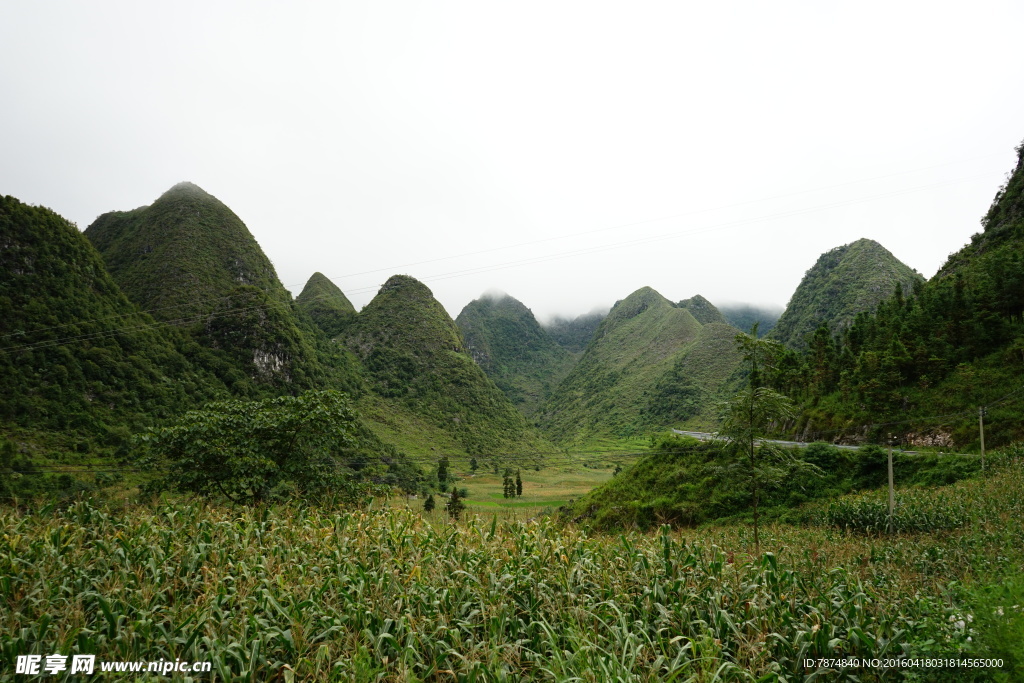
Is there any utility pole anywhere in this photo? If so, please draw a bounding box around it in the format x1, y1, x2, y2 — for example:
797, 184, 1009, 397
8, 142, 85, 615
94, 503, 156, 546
887, 433, 894, 534
979, 407, 986, 473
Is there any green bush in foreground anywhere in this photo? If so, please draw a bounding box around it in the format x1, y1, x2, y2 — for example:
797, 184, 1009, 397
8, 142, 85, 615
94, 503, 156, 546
135, 389, 384, 504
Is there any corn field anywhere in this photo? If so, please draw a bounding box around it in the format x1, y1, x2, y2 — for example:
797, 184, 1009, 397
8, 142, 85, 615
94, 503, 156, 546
1, 463, 1022, 681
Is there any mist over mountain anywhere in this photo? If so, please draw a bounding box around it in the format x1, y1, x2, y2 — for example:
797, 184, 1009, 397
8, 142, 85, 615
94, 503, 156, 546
542, 310, 607, 354
455, 293, 576, 417
716, 303, 783, 337
677, 294, 729, 326
768, 238, 922, 350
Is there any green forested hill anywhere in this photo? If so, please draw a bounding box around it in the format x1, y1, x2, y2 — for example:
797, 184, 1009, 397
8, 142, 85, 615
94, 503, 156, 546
769, 238, 922, 350
778, 142, 1024, 448
85, 183, 345, 393
340, 275, 548, 455
455, 293, 576, 417
295, 272, 356, 337
537, 287, 743, 445
0, 195, 230, 433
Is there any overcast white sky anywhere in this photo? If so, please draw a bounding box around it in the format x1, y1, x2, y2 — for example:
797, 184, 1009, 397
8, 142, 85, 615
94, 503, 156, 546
3, 1, 1023, 322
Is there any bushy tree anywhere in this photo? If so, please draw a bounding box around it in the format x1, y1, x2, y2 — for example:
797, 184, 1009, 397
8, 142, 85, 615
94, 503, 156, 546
515, 469, 522, 497
423, 494, 436, 513
446, 487, 465, 521
137, 390, 382, 504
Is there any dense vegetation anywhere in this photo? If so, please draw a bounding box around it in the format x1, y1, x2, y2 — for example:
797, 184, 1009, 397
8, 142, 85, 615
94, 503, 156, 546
775, 144, 1024, 448
136, 389, 423, 503
537, 287, 742, 444
768, 238, 922, 351
455, 293, 576, 417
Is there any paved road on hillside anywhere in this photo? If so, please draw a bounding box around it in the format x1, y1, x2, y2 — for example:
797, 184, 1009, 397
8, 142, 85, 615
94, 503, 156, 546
671, 430, 914, 454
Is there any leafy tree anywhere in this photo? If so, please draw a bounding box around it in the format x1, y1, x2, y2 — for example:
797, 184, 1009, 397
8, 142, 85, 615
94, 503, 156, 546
137, 389, 381, 504
469, 457, 478, 472
515, 469, 523, 497
436, 456, 450, 486
423, 494, 435, 513
445, 487, 465, 521
718, 326, 818, 553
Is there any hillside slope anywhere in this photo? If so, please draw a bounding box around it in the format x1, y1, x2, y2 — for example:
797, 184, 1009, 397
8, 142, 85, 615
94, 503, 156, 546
85, 182, 291, 320
455, 293, 576, 417
537, 288, 742, 444
769, 238, 922, 350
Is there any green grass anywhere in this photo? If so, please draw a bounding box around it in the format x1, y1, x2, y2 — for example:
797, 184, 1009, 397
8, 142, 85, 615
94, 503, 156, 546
392, 457, 630, 522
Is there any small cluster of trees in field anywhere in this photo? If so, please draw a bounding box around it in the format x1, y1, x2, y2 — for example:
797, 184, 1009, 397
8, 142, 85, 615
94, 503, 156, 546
503, 469, 522, 498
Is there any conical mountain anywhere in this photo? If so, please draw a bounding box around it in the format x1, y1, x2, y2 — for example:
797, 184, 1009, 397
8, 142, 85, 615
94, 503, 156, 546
677, 295, 729, 325
537, 287, 743, 445
295, 272, 356, 337
340, 275, 543, 455
769, 238, 922, 350
85, 183, 334, 390
455, 293, 576, 417
85, 182, 290, 320
0, 195, 228, 434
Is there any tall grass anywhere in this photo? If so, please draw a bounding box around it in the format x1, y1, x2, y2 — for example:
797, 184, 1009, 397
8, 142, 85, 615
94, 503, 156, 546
1, 462, 1022, 681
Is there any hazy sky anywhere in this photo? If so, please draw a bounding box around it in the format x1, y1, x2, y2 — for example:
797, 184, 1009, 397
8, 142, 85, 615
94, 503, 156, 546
3, 1, 1023, 322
